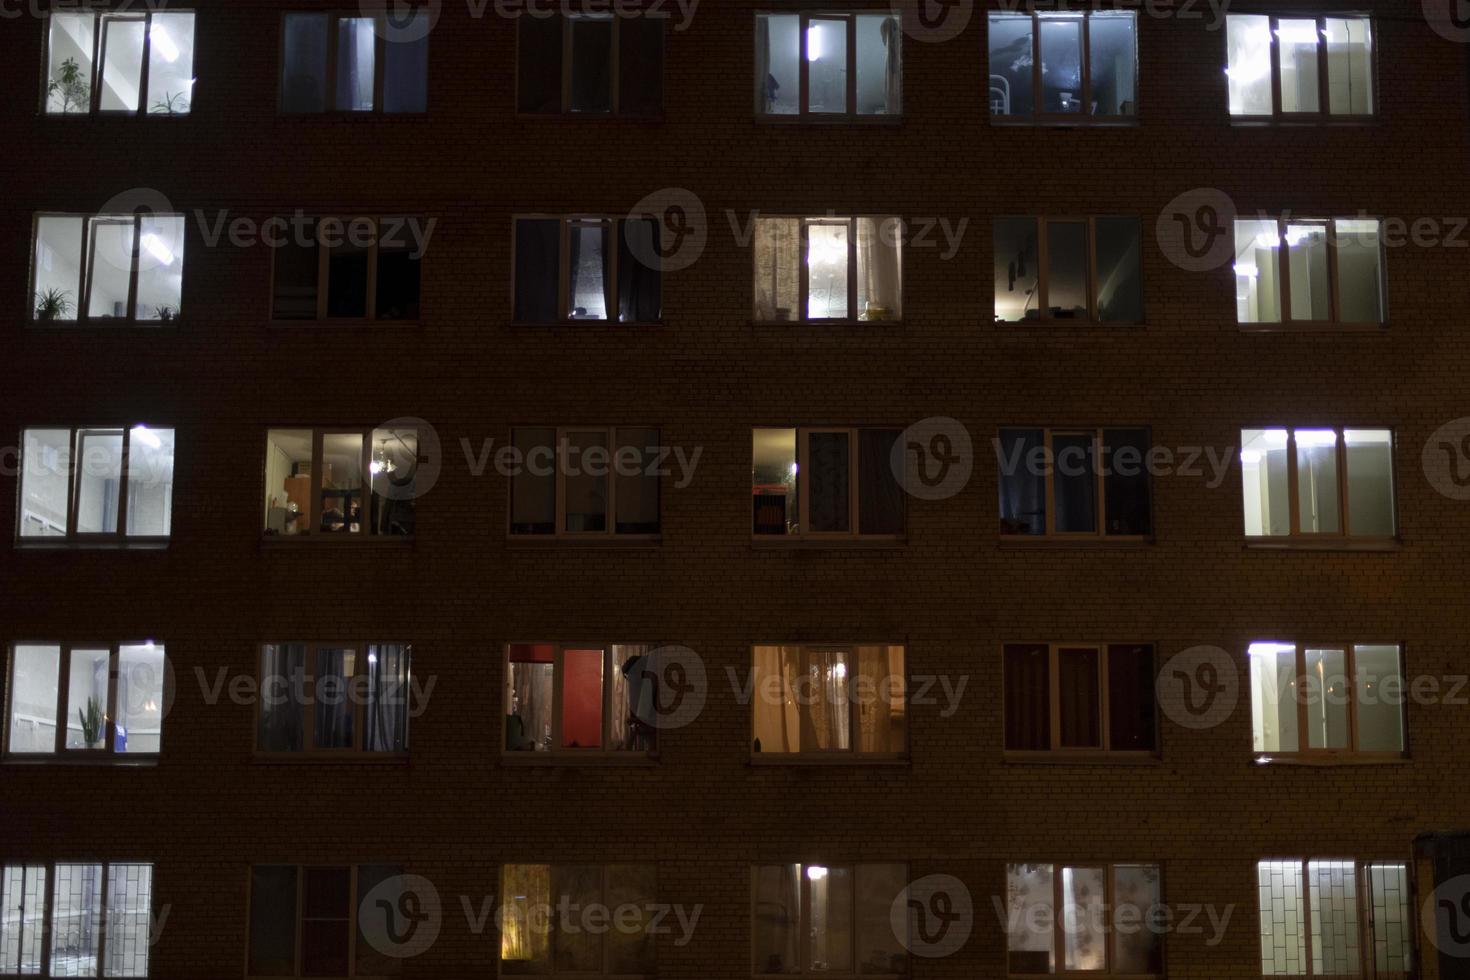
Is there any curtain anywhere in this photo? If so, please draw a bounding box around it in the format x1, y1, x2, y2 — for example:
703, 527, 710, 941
314, 648, 355, 748
754, 218, 800, 321
259, 644, 304, 752
364, 644, 410, 752
882, 16, 902, 113
753, 866, 800, 974
998, 429, 1045, 534
613, 645, 655, 751
1106, 644, 1155, 751
857, 218, 901, 319
858, 429, 904, 535
618, 219, 662, 323
1003, 644, 1050, 750
751, 646, 799, 752
802, 649, 850, 751
514, 220, 560, 322
335, 19, 375, 111
857, 645, 905, 753
755, 16, 772, 113
1056, 647, 1101, 747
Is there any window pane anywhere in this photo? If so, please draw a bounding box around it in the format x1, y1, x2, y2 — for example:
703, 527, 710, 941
1006, 864, 1054, 973
1038, 16, 1083, 113
1241, 429, 1290, 536
805, 649, 851, 751
383, 25, 429, 112
1235, 219, 1282, 323
321, 433, 364, 533
354, 865, 405, 977
619, 18, 663, 116
146, 12, 195, 114
754, 865, 801, 974
75, 429, 123, 535
134, 215, 184, 321
104, 863, 152, 977
568, 221, 610, 320
314, 648, 357, 749
807, 18, 849, 113
1089, 13, 1136, 115
249, 867, 298, 976
856, 217, 902, 321
1326, 18, 1373, 115
50, 864, 102, 977
325, 228, 370, 318
856, 645, 904, 753
1345, 429, 1394, 536
1334, 220, 1383, 323
510, 428, 556, 535
1102, 428, 1150, 535
855, 15, 900, 116
1004, 644, 1050, 750
754, 217, 800, 321
501, 865, 551, 974
1045, 220, 1088, 318
610, 646, 657, 752
808, 865, 853, 973
0, 865, 46, 974
33, 216, 84, 322
1094, 218, 1142, 322
514, 219, 560, 323
87, 219, 135, 320
988, 15, 1034, 117
264, 430, 314, 535
1057, 647, 1101, 748
808, 432, 851, 533
614, 427, 660, 534
561, 648, 604, 749
8, 645, 60, 753
115, 644, 164, 754
857, 429, 903, 536
564, 431, 608, 532
335, 17, 376, 111
376, 230, 422, 320
994, 218, 1039, 321
126, 425, 173, 537
758, 14, 800, 115
618, 217, 662, 323
1226, 14, 1272, 115
301, 867, 351, 977
606, 866, 657, 974
1286, 224, 1331, 321
1249, 642, 1300, 754
1279, 19, 1321, 113
553, 866, 601, 971
46, 13, 96, 114
1107, 644, 1155, 751
752, 646, 799, 753
272, 227, 320, 320
998, 428, 1045, 535
855, 865, 906, 975
1062, 867, 1106, 971
1355, 645, 1404, 753
1367, 864, 1413, 975
1052, 433, 1096, 533
1308, 861, 1360, 975
1296, 429, 1341, 534
369, 428, 416, 536
281, 14, 329, 112
1304, 647, 1350, 749
517, 14, 562, 113
569, 15, 613, 112
1112, 866, 1162, 974
1258, 860, 1307, 975
19, 429, 71, 537
807, 221, 850, 320
364, 644, 410, 752
98, 17, 146, 113
753, 428, 798, 535
506, 644, 554, 752
259, 643, 305, 752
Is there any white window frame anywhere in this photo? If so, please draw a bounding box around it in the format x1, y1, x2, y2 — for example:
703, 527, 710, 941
496, 863, 659, 977
1005, 862, 1164, 976
988, 10, 1139, 123
1240, 425, 1398, 542
502, 642, 660, 756
277, 11, 428, 114
998, 426, 1153, 541
3, 641, 165, 760
42, 10, 195, 116
252, 642, 412, 757
1225, 14, 1377, 121
30, 213, 186, 326
1001, 642, 1157, 756
16, 425, 175, 545
752, 216, 905, 324
268, 216, 421, 322
1248, 641, 1406, 760
1, 861, 156, 978
994, 216, 1143, 324
748, 643, 907, 759
506, 426, 662, 539
262, 426, 418, 541
751, 426, 906, 540
1254, 858, 1414, 979
1234, 218, 1386, 327
753, 11, 902, 121
749, 862, 909, 979
246, 864, 397, 979
510, 215, 662, 324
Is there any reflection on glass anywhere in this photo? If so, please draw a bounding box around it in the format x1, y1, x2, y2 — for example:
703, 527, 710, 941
115, 644, 164, 753
1226, 14, 1272, 115
1278, 18, 1321, 113
807, 865, 853, 973
1235, 219, 1282, 323
20, 429, 71, 537
146, 12, 195, 114
1304, 647, 1350, 748
99, 17, 146, 112
1250, 642, 1299, 753
75, 429, 123, 534
1295, 428, 1340, 533
46, 14, 96, 113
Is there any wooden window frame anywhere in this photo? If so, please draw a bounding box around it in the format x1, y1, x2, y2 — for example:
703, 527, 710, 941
1, 861, 156, 978
3, 641, 165, 761
750, 862, 909, 979
29, 213, 186, 326
1235, 218, 1386, 328
752, 216, 905, 325
277, 11, 428, 115
510, 215, 663, 325
1002, 642, 1158, 757
41, 10, 195, 117
262, 426, 417, 541
1005, 862, 1164, 977
753, 11, 902, 121
1241, 425, 1398, 542
502, 642, 660, 757
1254, 858, 1414, 979
750, 426, 906, 540
1226, 14, 1377, 123
16, 425, 174, 545
994, 216, 1142, 325
1248, 641, 1406, 760
988, 10, 1139, 124
998, 426, 1153, 541
748, 643, 908, 760
252, 641, 412, 758
506, 426, 662, 540
245, 864, 400, 979
495, 863, 659, 978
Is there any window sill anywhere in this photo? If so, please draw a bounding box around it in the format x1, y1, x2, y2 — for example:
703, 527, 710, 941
1243, 538, 1400, 552
1003, 751, 1160, 766
751, 537, 906, 551
509, 320, 665, 328
268, 319, 421, 329
748, 754, 909, 767
3, 755, 159, 767
755, 115, 903, 126
996, 319, 1143, 329
15, 538, 170, 551
1252, 754, 1408, 767
252, 752, 410, 765
260, 536, 415, 549
1237, 321, 1387, 333
998, 536, 1152, 549
274, 111, 430, 121
1229, 116, 1377, 127
501, 753, 659, 767
515, 111, 665, 122
506, 535, 662, 549
751, 319, 903, 328
990, 117, 1139, 128
27, 320, 181, 331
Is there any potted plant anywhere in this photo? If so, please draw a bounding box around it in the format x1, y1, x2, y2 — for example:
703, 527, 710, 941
150, 92, 190, 115
34, 288, 74, 322
78, 697, 105, 750
46, 57, 90, 113
153, 305, 178, 322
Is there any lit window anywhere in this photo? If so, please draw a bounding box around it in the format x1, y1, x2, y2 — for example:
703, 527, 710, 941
994, 217, 1142, 323
1248, 642, 1405, 758
1, 862, 154, 978
756, 12, 901, 119
752, 863, 908, 975
753, 216, 903, 322
514, 217, 662, 323
1227, 15, 1374, 119
750, 645, 906, 757
1239, 427, 1396, 540
1003, 644, 1156, 753
255, 643, 412, 754
517, 12, 663, 116
1256, 859, 1412, 976
1006, 863, 1162, 975
752, 427, 904, 538
504, 643, 658, 754
17, 426, 175, 542
280, 12, 429, 113
988, 12, 1137, 120
271, 217, 424, 321
499, 864, 657, 975
248, 865, 404, 977
997, 427, 1152, 538
31, 214, 185, 324
4, 643, 165, 758
509, 427, 661, 537
1234, 218, 1384, 325
263, 427, 418, 538
44, 11, 195, 115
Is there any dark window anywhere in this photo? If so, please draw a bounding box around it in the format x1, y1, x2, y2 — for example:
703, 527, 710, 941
994, 217, 1144, 323
518, 13, 663, 115
271, 219, 423, 322
280, 12, 429, 114
248, 866, 299, 977
510, 427, 660, 537
513, 217, 661, 323
1004, 642, 1157, 753
273, 238, 320, 320
998, 427, 1151, 538
997, 428, 1045, 535
1003, 643, 1050, 751
1107, 643, 1156, 752
858, 428, 904, 535
1057, 646, 1101, 747
807, 432, 851, 533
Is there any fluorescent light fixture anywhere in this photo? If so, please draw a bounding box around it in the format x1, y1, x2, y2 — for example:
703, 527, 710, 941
807, 24, 822, 61
1233, 262, 1259, 278
806, 866, 827, 881
1248, 641, 1295, 657
1240, 449, 1262, 465
1254, 232, 1282, 249
131, 426, 162, 450
140, 233, 175, 266
1344, 429, 1391, 447
1294, 429, 1338, 447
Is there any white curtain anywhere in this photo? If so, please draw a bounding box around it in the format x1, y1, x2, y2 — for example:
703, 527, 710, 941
857, 218, 902, 319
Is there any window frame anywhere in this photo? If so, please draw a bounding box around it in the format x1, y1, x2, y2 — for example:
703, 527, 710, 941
1254, 857, 1414, 979
997, 426, 1153, 541
1005, 861, 1165, 977
267, 215, 423, 323
261, 426, 418, 542
277, 11, 428, 115
496, 863, 660, 978
748, 643, 908, 761
1234, 217, 1386, 328
510, 215, 663, 325
994, 216, 1144, 325
1247, 640, 1407, 761
1225, 14, 1377, 123
515, 10, 665, 117
750, 426, 906, 541
252, 641, 412, 759
988, 10, 1139, 125
749, 862, 909, 979
506, 426, 662, 540
1239, 425, 1398, 543
3, 641, 165, 762
501, 642, 660, 758
16, 424, 175, 546
29, 213, 187, 327
752, 215, 905, 325
41, 9, 195, 117
1001, 642, 1158, 758
245, 863, 398, 979
2, 861, 156, 978
753, 11, 902, 122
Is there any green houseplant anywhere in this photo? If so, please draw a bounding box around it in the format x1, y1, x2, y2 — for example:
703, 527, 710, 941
150, 91, 190, 115
34, 288, 74, 322
47, 57, 90, 113
78, 697, 104, 749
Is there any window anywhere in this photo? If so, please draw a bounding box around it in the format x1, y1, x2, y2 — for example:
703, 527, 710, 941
248, 865, 405, 977
988, 12, 1137, 120
271, 217, 423, 321
1234, 219, 1385, 325
1, 863, 154, 978
504, 644, 658, 754
43, 10, 195, 115
750, 645, 906, 757
4, 642, 166, 758
499, 864, 657, 975
752, 863, 908, 976
1248, 642, 1405, 758
508, 427, 661, 538
1226, 15, 1374, 119
997, 427, 1152, 539
1256, 860, 1413, 977
993, 217, 1142, 323
753, 217, 903, 322
517, 12, 663, 116
280, 12, 429, 113
255, 643, 411, 755
18, 426, 175, 542
1240, 427, 1396, 541
31, 214, 186, 324
263, 427, 418, 538
752, 428, 904, 539
1006, 863, 1162, 975
513, 217, 662, 323
755, 13, 901, 119
1003, 643, 1156, 754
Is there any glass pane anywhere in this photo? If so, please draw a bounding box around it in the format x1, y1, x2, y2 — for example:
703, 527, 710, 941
568, 221, 610, 320
376, 232, 421, 320
510, 428, 555, 535
133, 215, 184, 321
754, 865, 801, 974
33, 216, 84, 322
1052, 433, 1096, 533
1355, 645, 1404, 753
618, 18, 663, 116
258, 644, 305, 752
1326, 18, 1372, 115
1062, 867, 1106, 971
805, 649, 851, 751
281, 13, 329, 112
856, 217, 902, 321
50, 864, 102, 977
856, 645, 905, 753
994, 218, 1039, 321
46, 13, 96, 114
855, 865, 906, 975
807, 18, 849, 113
998, 428, 1045, 535
335, 17, 376, 111
988, 15, 1033, 117
517, 14, 562, 113
369, 428, 416, 537
753, 429, 798, 535
1258, 861, 1307, 975
1367, 864, 1413, 975
1107, 644, 1156, 751
514, 218, 560, 323
301, 867, 351, 977
1249, 642, 1300, 754
569, 15, 613, 112
1345, 429, 1395, 536
1057, 647, 1101, 747
855, 15, 899, 115
126, 425, 174, 536
808, 865, 853, 973
1038, 16, 1084, 113
249, 867, 298, 976
564, 431, 609, 532
1286, 224, 1331, 321
264, 429, 314, 535
1308, 861, 1360, 975
1226, 14, 1273, 115
1296, 428, 1341, 534
1004, 644, 1050, 750
614, 427, 660, 534
501, 865, 551, 974
1006, 864, 1054, 973
807, 221, 850, 320
606, 866, 657, 974
99, 17, 146, 112
609, 645, 656, 752
314, 648, 357, 749
383, 23, 429, 112
325, 226, 369, 318
8, 646, 60, 754
1089, 12, 1136, 115
104, 863, 152, 977
1304, 647, 1350, 749
0, 866, 46, 974
272, 226, 319, 320
1334, 220, 1383, 323
751, 646, 800, 753
146, 12, 194, 114
1235, 219, 1282, 323
808, 432, 851, 533
561, 648, 604, 749
617, 217, 661, 323
1113, 866, 1163, 974
1279, 19, 1322, 113
1241, 429, 1291, 536
364, 644, 410, 752
19, 429, 71, 537
857, 429, 903, 536
87, 219, 136, 320
758, 14, 800, 115
320, 433, 364, 534
1045, 220, 1088, 318
1095, 218, 1142, 321
754, 218, 800, 321
114, 644, 164, 754
553, 866, 601, 971
506, 645, 554, 752
1102, 428, 1150, 535
354, 865, 405, 977
75, 429, 123, 535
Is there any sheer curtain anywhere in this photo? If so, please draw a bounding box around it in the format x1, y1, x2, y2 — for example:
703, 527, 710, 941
856, 645, 904, 752
857, 218, 902, 319
753, 865, 800, 974
882, 16, 902, 113
336, 18, 375, 111
755, 17, 772, 113
802, 649, 850, 750
617, 219, 661, 323
364, 644, 409, 752
751, 646, 799, 752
